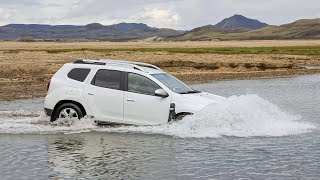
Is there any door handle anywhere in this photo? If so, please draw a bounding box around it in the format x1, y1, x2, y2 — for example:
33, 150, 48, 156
126, 98, 135, 102
88, 93, 94, 95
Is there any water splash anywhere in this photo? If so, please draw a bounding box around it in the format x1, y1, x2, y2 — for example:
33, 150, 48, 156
0, 110, 97, 134
98, 95, 316, 138
0, 95, 316, 137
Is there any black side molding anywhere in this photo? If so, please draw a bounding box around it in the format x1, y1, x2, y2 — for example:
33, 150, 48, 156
44, 108, 53, 116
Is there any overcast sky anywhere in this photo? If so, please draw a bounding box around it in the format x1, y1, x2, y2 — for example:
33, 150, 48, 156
0, 0, 319, 30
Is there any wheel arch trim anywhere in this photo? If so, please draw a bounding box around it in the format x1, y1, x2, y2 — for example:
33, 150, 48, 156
52, 100, 87, 118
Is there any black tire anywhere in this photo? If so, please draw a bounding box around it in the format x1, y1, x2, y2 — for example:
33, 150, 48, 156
51, 103, 84, 122
169, 112, 193, 122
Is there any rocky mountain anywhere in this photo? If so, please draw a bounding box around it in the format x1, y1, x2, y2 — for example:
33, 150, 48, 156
168, 16, 320, 41
0, 22, 183, 41
213, 14, 268, 30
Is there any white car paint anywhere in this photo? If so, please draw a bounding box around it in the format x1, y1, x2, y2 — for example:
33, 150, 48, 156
172, 92, 227, 114
83, 66, 125, 123
44, 59, 226, 125
123, 91, 172, 125
44, 63, 95, 116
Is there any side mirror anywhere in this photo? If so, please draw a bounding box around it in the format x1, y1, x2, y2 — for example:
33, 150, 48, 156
155, 89, 169, 98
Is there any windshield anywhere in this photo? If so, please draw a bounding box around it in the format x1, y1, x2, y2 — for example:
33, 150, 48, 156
151, 73, 199, 94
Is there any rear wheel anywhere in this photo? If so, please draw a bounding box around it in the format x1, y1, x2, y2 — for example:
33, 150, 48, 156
51, 103, 84, 122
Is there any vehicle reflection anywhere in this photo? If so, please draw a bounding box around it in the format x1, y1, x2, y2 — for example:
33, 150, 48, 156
47, 133, 176, 179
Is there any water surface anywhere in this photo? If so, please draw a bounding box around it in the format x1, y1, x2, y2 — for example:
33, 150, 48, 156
0, 74, 319, 179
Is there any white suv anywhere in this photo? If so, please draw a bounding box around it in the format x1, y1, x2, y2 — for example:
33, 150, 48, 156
44, 59, 225, 125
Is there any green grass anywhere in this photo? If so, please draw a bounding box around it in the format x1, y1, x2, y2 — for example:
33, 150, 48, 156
7, 46, 320, 56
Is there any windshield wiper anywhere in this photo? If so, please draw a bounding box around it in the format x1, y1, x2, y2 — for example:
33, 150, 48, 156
180, 90, 201, 94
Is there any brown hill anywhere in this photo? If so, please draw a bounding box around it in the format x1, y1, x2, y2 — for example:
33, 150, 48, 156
168, 18, 320, 41
213, 14, 268, 30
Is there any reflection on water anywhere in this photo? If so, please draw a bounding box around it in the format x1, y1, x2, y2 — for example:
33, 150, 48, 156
47, 133, 176, 179
2, 132, 319, 179
45, 132, 320, 179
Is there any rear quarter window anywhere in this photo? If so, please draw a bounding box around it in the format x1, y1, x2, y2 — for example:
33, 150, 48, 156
67, 68, 91, 82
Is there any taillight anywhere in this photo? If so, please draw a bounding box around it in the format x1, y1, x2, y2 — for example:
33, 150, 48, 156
47, 80, 51, 91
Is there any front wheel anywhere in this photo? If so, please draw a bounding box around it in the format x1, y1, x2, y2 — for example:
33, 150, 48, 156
168, 112, 193, 122
51, 103, 84, 122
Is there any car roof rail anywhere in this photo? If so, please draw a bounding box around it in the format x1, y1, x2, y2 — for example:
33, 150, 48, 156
73, 59, 163, 72
74, 59, 141, 70
100, 59, 163, 71
74, 59, 106, 65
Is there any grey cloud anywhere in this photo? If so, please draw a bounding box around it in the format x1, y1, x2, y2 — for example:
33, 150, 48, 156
0, 0, 319, 29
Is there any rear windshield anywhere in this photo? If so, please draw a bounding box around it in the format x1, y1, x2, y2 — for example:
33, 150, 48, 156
67, 68, 91, 82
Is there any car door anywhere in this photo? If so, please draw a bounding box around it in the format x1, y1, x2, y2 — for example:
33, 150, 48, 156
83, 68, 124, 123
123, 72, 171, 125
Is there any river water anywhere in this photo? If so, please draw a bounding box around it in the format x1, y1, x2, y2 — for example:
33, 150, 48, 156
0, 74, 319, 179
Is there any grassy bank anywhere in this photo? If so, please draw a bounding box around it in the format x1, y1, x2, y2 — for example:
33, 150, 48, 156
3, 46, 319, 56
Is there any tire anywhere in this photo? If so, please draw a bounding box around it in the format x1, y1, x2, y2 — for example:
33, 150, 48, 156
169, 112, 193, 122
175, 113, 189, 121
51, 103, 84, 122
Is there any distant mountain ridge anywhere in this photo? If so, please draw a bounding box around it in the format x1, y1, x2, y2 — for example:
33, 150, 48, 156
1, 15, 320, 41
213, 14, 268, 30
0, 22, 182, 41
4, 24, 82, 30
168, 15, 320, 41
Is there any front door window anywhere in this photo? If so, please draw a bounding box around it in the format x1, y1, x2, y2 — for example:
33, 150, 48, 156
128, 73, 161, 96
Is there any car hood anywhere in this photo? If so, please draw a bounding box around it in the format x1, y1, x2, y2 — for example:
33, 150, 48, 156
173, 92, 227, 113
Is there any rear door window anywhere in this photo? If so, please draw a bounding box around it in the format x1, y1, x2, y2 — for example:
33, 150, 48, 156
92, 69, 122, 90
67, 68, 91, 82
